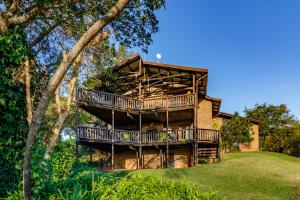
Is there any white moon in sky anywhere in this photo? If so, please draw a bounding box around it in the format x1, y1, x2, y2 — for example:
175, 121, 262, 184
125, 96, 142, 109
156, 53, 162, 59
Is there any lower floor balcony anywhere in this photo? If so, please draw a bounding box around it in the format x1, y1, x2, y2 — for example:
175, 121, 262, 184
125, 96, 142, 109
77, 126, 220, 146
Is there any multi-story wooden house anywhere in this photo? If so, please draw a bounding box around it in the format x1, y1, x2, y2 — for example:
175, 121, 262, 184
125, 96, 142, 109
75, 54, 259, 170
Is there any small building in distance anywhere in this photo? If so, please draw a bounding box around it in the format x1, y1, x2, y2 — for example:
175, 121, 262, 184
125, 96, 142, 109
75, 54, 259, 170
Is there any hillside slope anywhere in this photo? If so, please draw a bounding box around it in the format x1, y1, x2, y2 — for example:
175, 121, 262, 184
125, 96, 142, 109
133, 152, 300, 200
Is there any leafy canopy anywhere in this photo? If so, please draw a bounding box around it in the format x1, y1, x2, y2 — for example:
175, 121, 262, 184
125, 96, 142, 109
221, 112, 252, 152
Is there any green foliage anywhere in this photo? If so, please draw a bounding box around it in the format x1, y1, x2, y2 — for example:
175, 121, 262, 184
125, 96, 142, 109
30, 137, 51, 198
221, 112, 252, 152
0, 28, 30, 197
4, 165, 222, 200
51, 140, 76, 181
283, 127, 300, 156
93, 175, 222, 200
244, 103, 299, 155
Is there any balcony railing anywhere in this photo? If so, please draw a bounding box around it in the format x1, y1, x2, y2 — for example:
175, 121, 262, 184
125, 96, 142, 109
76, 88, 140, 110
76, 87, 195, 111
77, 126, 220, 144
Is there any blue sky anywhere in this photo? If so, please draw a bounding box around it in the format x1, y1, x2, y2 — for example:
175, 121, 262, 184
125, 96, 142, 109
140, 0, 300, 119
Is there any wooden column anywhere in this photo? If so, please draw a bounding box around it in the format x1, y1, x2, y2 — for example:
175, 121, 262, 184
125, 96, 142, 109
89, 147, 92, 165
75, 141, 79, 158
111, 143, 115, 170
193, 75, 199, 166
136, 150, 139, 169
160, 148, 163, 168
166, 98, 169, 168
98, 150, 101, 168
138, 59, 143, 169
112, 108, 115, 129
111, 107, 115, 170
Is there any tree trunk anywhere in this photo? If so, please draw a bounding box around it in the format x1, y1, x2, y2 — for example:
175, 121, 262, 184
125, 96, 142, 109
45, 54, 81, 159
23, 1, 128, 198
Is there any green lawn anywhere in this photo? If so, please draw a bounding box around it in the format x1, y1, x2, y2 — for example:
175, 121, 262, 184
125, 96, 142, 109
132, 152, 300, 200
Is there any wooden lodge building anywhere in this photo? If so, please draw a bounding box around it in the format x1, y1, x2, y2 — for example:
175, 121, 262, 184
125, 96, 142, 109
75, 54, 259, 170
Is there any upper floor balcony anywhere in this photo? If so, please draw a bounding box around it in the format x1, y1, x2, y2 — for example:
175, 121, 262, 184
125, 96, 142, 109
76, 87, 195, 113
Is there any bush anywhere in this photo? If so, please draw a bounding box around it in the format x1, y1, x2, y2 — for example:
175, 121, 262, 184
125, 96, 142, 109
5, 172, 223, 200
0, 28, 30, 197
55, 174, 223, 200
51, 140, 76, 181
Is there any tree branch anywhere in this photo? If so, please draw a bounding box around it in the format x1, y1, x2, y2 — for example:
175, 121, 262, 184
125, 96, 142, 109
7, 0, 20, 16
24, 60, 32, 125
23, 1, 129, 198
8, 6, 41, 26
45, 52, 82, 159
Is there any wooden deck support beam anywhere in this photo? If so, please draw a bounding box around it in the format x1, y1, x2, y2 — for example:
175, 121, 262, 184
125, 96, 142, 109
111, 143, 115, 170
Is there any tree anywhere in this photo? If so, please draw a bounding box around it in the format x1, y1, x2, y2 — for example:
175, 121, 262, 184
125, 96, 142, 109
221, 112, 253, 152
0, 28, 41, 196
244, 103, 297, 150
22, 1, 128, 198
17, 1, 165, 198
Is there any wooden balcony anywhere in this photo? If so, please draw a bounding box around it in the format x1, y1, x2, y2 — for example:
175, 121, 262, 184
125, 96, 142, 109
76, 87, 195, 113
77, 126, 220, 146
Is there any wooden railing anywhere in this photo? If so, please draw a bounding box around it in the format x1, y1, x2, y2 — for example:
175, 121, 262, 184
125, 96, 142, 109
77, 126, 140, 143
141, 94, 195, 110
77, 126, 220, 144
196, 129, 220, 142
76, 87, 195, 111
76, 88, 140, 110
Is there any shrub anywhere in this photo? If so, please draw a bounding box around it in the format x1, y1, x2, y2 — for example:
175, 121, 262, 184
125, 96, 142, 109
55, 174, 223, 200
51, 139, 76, 181
5, 173, 223, 200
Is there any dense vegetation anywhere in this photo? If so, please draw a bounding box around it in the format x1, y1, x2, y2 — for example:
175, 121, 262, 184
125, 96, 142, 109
5, 153, 222, 200
220, 112, 253, 152
135, 152, 300, 200
245, 104, 300, 156
0, 28, 30, 195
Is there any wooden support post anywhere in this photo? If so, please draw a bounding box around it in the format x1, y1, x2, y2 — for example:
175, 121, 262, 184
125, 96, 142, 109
138, 59, 143, 169
89, 147, 92, 165
160, 148, 163, 168
111, 143, 115, 170
139, 112, 143, 169
193, 75, 199, 166
111, 106, 115, 170
98, 150, 101, 168
112, 108, 115, 130
166, 100, 169, 168
136, 150, 139, 169
75, 141, 79, 158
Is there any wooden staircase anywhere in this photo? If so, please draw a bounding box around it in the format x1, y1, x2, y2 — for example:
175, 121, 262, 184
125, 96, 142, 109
197, 147, 219, 163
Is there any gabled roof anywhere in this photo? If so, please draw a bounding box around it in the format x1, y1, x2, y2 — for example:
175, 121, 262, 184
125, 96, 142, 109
99, 54, 209, 97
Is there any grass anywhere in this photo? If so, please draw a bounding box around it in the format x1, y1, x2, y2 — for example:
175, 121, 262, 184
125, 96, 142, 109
132, 152, 300, 200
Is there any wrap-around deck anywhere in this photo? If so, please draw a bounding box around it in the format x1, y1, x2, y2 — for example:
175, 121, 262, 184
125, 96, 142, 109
76, 87, 195, 112
77, 126, 220, 146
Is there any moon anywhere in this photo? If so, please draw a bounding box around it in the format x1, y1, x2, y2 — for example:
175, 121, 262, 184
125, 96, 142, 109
156, 53, 162, 59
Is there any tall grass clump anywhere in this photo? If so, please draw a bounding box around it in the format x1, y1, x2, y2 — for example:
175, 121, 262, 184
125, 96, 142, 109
56, 174, 223, 200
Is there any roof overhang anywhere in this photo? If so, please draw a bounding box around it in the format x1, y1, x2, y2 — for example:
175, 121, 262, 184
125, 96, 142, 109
98, 54, 209, 97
